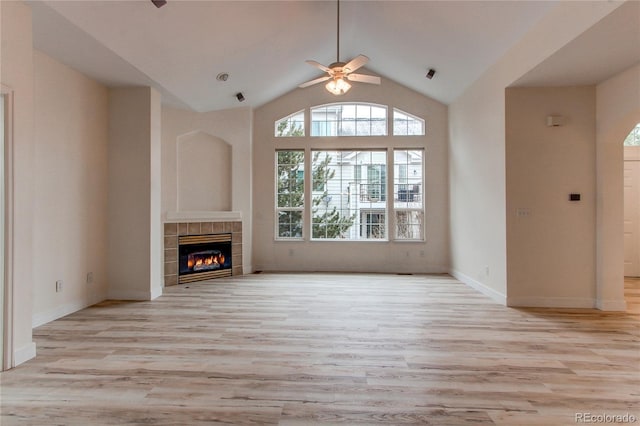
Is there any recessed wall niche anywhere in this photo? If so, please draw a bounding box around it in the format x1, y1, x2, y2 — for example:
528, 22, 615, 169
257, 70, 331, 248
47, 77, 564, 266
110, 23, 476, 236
177, 131, 232, 211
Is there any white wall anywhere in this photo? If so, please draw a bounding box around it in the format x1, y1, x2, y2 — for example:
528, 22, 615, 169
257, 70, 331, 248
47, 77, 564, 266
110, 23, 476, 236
150, 88, 162, 299
595, 64, 640, 310
448, 74, 508, 301
449, 1, 621, 304
253, 75, 449, 273
0, 0, 37, 366
505, 86, 596, 307
161, 106, 253, 273
108, 87, 162, 300
32, 50, 109, 326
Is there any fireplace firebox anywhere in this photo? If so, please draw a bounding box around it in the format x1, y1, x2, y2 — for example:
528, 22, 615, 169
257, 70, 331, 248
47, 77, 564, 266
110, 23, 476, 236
178, 233, 232, 283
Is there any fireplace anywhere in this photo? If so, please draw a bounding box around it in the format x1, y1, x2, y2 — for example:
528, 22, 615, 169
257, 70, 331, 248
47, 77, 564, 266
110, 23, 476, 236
178, 233, 232, 283
164, 220, 242, 286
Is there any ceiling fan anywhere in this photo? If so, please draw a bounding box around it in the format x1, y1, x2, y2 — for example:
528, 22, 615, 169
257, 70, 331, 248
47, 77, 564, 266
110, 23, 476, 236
299, 0, 381, 95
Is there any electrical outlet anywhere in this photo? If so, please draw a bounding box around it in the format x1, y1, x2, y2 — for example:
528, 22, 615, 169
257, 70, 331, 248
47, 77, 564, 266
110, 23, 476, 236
86, 272, 94, 284
55, 280, 63, 292
516, 208, 531, 217
484, 265, 490, 276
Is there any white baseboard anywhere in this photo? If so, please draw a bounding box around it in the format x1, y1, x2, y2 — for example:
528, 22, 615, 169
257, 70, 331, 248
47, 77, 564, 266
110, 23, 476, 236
254, 263, 449, 274
32, 299, 100, 328
150, 286, 163, 300
596, 299, 627, 311
108, 289, 159, 301
14, 341, 36, 366
450, 268, 506, 305
507, 296, 595, 309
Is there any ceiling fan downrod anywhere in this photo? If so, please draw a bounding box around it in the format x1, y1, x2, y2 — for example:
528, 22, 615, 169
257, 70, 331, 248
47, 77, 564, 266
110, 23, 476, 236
336, 0, 340, 63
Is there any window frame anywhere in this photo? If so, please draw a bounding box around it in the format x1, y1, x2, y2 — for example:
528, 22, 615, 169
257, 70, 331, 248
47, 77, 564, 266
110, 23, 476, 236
393, 108, 426, 136
623, 123, 640, 146
310, 149, 389, 241
272, 105, 427, 243
275, 150, 305, 240
392, 149, 425, 241
275, 110, 305, 137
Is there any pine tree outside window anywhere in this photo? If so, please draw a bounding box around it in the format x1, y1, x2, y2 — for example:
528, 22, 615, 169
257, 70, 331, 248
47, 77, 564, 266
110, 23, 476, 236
276, 151, 304, 239
275, 110, 305, 137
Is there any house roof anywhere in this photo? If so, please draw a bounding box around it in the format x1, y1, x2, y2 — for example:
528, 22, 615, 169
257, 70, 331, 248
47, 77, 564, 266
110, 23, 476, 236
28, 0, 639, 112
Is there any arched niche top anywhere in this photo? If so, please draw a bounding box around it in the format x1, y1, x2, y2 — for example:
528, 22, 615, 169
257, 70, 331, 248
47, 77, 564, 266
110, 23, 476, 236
176, 131, 232, 212
177, 130, 231, 148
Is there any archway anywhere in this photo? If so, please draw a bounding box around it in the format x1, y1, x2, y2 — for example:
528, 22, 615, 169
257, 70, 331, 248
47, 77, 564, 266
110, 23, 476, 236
1, 86, 14, 370
623, 124, 640, 311
596, 113, 640, 311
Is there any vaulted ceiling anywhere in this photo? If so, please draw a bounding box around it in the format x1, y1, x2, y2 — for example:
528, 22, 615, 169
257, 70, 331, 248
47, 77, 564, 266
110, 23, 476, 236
28, 1, 639, 112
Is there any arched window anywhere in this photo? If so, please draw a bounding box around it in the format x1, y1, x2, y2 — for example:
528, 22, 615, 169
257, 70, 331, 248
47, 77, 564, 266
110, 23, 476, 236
393, 108, 425, 136
273, 104, 426, 242
624, 123, 640, 146
275, 110, 305, 137
310, 103, 387, 136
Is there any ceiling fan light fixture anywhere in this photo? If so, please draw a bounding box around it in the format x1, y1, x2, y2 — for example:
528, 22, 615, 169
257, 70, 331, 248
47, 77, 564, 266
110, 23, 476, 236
325, 77, 351, 95
299, 0, 380, 93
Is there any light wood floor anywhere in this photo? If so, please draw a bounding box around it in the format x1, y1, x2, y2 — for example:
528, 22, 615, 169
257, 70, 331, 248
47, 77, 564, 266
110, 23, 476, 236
1, 273, 639, 425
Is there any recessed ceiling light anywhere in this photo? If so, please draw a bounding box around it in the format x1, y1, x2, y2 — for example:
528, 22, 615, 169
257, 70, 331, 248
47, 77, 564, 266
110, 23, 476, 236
216, 73, 229, 82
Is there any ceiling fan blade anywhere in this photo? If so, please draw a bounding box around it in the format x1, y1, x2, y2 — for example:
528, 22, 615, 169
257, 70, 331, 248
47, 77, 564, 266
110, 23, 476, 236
299, 75, 331, 88
343, 55, 369, 73
346, 73, 381, 85
306, 60, 332, 73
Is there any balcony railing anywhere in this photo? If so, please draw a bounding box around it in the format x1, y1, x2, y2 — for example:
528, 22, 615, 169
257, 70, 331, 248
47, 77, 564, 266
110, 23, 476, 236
396, 184, 421, 202
355, 183, 421, 203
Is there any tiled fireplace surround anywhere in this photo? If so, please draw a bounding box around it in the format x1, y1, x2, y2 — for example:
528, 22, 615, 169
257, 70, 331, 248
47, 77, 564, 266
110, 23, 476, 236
164, 221, 243, 286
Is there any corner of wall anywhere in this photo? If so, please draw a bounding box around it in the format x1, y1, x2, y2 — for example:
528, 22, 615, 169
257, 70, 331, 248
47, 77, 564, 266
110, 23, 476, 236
450, 268, 506, 305
14, 341, 36, 367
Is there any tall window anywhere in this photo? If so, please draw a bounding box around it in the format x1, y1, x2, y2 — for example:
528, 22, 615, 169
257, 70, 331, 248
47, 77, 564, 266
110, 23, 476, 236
311, 103, 387, 136
276, 151, 304, 239
311, 150, 387, 240
273, 105, 426, 242
394, 149, 424, 239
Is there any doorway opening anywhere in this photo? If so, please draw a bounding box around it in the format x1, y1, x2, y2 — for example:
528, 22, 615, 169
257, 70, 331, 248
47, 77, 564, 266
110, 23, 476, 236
0, 84, 15, 371
623, 123, 640, 313
0, 88, 9, 370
